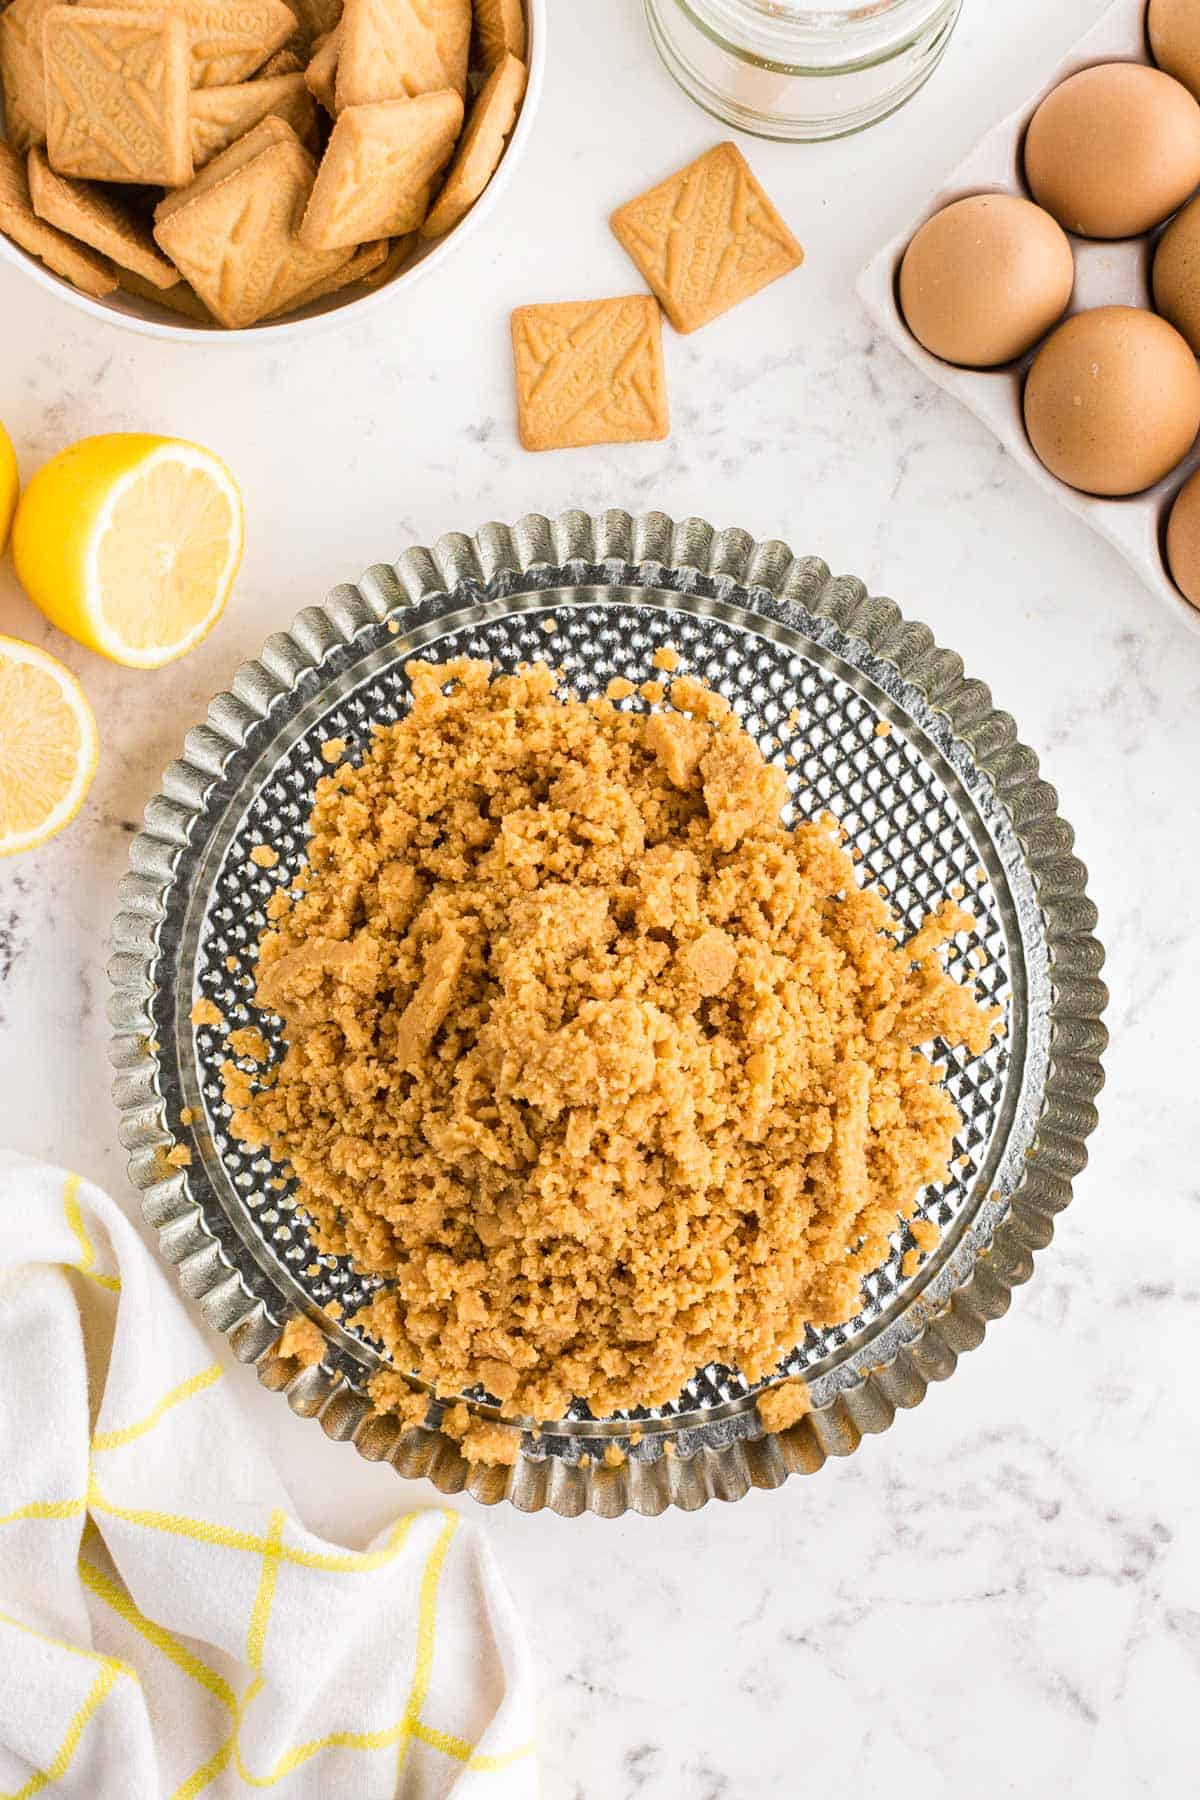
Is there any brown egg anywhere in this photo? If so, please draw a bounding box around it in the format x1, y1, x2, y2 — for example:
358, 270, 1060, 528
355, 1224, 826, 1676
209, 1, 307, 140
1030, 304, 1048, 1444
1023, 62, 1200, 238
1165, 468, 1200, 607
898, 194, 1074, 367
1024, 306, 1200, 495
1152, 193, 1200, 352
1149, 0, 1200, 101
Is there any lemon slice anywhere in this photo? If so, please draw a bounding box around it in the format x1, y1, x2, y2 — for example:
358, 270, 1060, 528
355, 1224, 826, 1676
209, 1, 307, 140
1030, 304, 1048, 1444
0, 635, 99, 857
12, 434, 243, 670
0, 421, 17, 555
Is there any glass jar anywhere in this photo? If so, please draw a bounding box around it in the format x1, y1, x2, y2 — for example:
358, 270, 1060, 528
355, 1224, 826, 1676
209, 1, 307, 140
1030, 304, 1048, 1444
645, 0, 963, 142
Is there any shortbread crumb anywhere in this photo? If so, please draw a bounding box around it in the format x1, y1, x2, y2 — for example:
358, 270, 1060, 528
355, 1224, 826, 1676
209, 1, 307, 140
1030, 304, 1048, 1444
757, 1379, 811, 1435
279, 1314, 325, 1366
230, 658, 999, 1421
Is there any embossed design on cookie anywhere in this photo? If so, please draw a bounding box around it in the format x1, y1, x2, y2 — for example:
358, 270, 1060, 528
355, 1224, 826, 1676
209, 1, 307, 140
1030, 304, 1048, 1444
76, 0, 297, 88
43, 7, 192, 186
510, 295, 670, 452
611, 142, 804, 335
334, 0, 468, 110
298, 90, 462, 249
153, 130, 349, 326
183, 0, 296, 85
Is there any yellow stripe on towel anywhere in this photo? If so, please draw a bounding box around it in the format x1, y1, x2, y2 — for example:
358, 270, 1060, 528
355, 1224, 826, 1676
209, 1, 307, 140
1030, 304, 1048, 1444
78, 1552, 236, 1715
63, 1173, 120, 1293
92, 1362, 223, 1454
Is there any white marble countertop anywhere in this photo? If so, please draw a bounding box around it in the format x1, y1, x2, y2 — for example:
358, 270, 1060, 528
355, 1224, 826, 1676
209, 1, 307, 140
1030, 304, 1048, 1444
2, 1, 1198, 1793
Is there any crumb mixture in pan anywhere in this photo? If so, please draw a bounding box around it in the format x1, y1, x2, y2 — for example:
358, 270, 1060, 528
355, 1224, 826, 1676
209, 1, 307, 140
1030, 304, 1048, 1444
229, 658, 999, 1423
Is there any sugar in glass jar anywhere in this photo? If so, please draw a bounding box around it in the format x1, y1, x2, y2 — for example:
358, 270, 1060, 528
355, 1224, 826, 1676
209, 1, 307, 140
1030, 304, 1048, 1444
645, 0, 963, 141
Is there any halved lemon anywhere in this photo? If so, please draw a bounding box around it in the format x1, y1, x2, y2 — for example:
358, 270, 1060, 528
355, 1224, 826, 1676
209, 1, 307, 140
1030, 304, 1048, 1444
0, 421, 17, 555
12, 434, 243, 669
0, 635, 99, 857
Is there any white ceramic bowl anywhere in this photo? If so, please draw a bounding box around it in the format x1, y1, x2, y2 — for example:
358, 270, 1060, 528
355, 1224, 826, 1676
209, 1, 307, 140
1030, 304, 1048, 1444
0, 0, 545, 343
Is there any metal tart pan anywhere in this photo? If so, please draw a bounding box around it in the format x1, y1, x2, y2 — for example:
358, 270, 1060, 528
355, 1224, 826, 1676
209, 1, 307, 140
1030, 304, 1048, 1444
108, 510, 1106, 1516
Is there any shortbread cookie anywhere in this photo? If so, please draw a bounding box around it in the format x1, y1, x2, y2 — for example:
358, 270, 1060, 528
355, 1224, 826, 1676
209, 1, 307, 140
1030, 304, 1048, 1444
268, 233, 388, 313
421, 50, 523, 238
299, 89, 462, 250
191, 71, 318, 165
510, 295, 669, 451
184, 0, 296, 85
154, 127, 351, 325
610, 141, 803, 334
27, 145, 179, 285
155, 113, 293, 224
43, 6, 192, 186
118, 263, 214, 320
0, 0, 55, 152
335, 0, 469, 111
357, 231, 414, 288
0, 139, 118, 296
77, 0, 297, 88
473, 0, 524, 72
304, 22, 340, 113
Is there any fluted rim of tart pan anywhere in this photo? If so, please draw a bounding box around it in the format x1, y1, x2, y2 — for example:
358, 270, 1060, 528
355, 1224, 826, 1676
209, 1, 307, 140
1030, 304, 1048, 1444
108, 509, 1107, 1517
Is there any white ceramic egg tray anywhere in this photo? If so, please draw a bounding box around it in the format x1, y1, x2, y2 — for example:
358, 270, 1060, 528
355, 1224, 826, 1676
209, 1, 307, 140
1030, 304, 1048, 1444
857, 0, 1200, 638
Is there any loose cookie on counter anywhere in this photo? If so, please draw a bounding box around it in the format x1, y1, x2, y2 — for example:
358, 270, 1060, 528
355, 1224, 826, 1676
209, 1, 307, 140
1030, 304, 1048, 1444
611, 141, 803, 334
510, 295, 669, 451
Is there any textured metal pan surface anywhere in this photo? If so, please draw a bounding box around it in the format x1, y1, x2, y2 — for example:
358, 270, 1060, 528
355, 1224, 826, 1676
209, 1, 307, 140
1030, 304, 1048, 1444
108, 511, 1106, 1515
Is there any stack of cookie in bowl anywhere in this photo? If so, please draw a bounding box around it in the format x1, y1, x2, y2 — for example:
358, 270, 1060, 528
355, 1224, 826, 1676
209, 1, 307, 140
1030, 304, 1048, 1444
0, 0, 528, 327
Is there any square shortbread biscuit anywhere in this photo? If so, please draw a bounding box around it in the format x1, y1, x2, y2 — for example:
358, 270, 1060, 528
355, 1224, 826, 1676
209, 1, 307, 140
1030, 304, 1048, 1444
43, 6, 193, 186
0, 138, 118, 295
154, 127, 351, 326
610, 141, 803, 334
335, 0, 468, 110
298, 90, 462, 250
510, 295, 669, 452
27, 144, 179, 285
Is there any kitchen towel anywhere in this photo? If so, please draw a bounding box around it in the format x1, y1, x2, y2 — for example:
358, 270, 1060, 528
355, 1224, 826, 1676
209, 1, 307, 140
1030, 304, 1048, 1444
0, 1152, 537, 1798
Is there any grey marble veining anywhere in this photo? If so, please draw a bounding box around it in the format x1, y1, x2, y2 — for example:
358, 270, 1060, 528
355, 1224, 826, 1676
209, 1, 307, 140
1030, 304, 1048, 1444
1, 0, 1198, 1793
